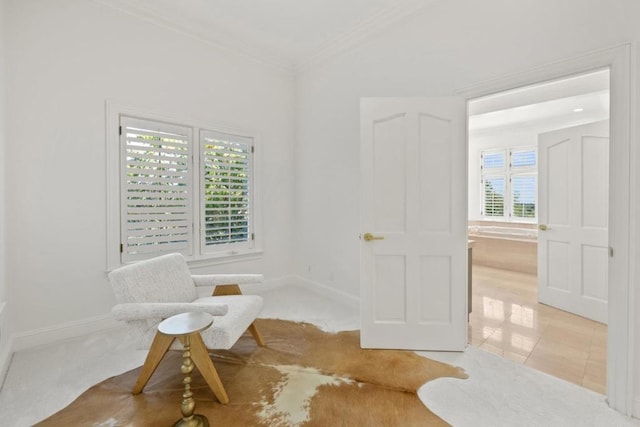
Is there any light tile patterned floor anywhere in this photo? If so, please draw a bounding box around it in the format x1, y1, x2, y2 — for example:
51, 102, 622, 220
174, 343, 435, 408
469, 265, 607, 394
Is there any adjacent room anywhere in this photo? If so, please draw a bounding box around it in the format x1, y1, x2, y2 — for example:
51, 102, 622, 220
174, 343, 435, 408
1, 0, 640, 426
467, 70, 610, 393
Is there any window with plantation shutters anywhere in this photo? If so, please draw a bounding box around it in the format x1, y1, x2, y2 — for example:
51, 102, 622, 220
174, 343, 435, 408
480, 147, 537, 222
200, 131, 253, 253
120, 117, 193, 262
111, 111, 259, 267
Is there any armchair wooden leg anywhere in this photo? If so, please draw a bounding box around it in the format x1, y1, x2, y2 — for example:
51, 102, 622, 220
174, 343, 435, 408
133, 332, 175, 394
248, 322, 265, 347
185, 334, 230, 404
212, 284, 243, 296
213, 284, 266, 347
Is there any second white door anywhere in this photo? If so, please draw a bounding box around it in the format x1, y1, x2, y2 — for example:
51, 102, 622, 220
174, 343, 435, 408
538, 120, 609, 323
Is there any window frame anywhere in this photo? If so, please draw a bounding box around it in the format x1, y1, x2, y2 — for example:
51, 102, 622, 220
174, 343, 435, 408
106, 101, 262, 270
480, 147, 537, 223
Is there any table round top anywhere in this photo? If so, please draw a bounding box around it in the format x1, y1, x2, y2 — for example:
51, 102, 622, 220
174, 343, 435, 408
158, 312, 214, 336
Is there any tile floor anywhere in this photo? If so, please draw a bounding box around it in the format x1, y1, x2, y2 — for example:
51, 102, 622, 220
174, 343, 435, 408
469, 264, 607, 394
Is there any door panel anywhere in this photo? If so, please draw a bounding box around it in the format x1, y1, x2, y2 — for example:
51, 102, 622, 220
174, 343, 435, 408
418, 255, 451, 323
361, 97, 466, 351
419, 113, 452, 233
538, 120, 609, 323
547, 139, 571, 226
373, 115, 407, 231
374, 255, 406, 322
581, 136, 609, 228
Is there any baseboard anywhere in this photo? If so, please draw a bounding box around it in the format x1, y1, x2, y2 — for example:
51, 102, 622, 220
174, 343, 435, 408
255, 275, 296, 292
11, 314, 121, 352
0, 338, 12, 390
0, 300, 11, 389
241, 274, 360, 309
8, 275, 360, 353
634, 397, 640, 419
293, 276, 360, 309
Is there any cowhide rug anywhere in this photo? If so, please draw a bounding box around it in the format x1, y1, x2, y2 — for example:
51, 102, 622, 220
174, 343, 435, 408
37, 319, 467, 426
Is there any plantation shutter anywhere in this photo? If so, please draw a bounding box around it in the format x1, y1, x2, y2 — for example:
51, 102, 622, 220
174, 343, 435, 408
510, 148, 537, 220
512, 174, 537, 219
120, 117, 193, 262
200, 130, 253, 253
511, 149, 536, 168
481, 150, 506, 218
483, 176, 505, 217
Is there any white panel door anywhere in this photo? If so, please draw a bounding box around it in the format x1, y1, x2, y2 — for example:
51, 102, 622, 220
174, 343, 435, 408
538, 120, 609, 323
360, 97, 467, 350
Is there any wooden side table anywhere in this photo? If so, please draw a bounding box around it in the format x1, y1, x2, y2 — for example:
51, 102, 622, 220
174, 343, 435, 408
155, 312, 215, 427
133, 311, 229, 405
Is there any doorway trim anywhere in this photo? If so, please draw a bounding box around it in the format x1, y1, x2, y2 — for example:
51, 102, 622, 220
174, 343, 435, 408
457, 44, 634, 415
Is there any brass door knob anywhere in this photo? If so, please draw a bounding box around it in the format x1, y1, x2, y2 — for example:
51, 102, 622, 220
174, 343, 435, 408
363, 233, 384, 242
538, 224, 548, 231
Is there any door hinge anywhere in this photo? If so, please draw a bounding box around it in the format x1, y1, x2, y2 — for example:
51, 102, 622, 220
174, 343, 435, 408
251, 233, 255, 241
251, 145, 255, 154
119, 243, 123, 253
609, 247, 614, 257
119, 125, 122, 136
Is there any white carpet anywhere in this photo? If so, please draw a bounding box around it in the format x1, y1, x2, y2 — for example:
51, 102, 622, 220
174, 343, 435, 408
420, 346, 637, 427
0, 284, 637, 426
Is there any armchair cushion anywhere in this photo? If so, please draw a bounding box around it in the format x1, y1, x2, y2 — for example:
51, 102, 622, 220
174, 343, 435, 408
109, 253, 197, 304
194, 295, 263, 349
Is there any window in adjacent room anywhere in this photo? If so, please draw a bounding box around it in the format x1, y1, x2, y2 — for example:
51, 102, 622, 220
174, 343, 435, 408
480, 147, 537, 222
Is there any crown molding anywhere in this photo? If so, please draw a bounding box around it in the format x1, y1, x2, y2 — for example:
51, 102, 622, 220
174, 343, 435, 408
295, 0, 434, 74
89, 0, 296, 75
90, 0, 434, 76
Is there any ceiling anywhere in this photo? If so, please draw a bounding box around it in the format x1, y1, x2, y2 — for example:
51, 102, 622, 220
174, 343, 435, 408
94, 0, 432, 72
469, 70, 610, 135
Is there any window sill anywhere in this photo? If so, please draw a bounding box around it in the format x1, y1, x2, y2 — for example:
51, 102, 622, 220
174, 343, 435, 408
186, 250, 264, 268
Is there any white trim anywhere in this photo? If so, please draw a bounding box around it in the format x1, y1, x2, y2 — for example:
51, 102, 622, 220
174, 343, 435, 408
89, 0, 437, 77
245, 274, 360, 309
0, 341, 12, 390
105, 99, 263, 271
0, 301, 11, 389
251, 275, 299, 293
11, 314, 121, 353
88, 0, 295, 75
294, 276, 360, 310
459, 43, 635, 416
3, 276, 358, 357
296, 0, 436, 74
634, 398, 640, 419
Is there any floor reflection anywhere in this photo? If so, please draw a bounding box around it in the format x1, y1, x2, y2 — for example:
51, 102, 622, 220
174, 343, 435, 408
468, 265, 607, 394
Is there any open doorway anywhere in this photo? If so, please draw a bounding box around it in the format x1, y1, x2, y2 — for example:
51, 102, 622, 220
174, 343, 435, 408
467, 69, 610, 394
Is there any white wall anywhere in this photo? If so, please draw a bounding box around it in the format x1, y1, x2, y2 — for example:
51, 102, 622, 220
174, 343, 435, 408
294, 0, 640, 415
296, 0, 640, 296
0, 0, 9, 334
0, 0, 11, 382
0, 0, 7, 303
5, 0, 295, 336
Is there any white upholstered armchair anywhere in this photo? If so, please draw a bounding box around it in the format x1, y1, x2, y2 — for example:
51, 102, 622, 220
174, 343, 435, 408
107, 252, 265, 403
